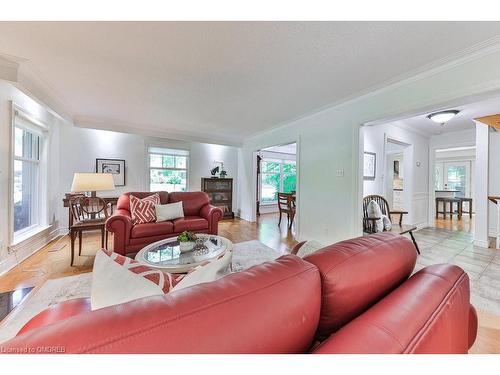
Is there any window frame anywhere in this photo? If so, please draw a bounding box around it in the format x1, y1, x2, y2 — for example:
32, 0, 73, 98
146, 146, 190, 193
260, 157, 296, 205
10, 103, 49, 245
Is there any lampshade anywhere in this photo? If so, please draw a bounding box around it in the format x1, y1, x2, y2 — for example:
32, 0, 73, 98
71, 173, 115, 192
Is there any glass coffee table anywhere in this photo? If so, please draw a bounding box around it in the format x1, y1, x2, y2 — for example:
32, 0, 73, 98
135, 234, 233, 273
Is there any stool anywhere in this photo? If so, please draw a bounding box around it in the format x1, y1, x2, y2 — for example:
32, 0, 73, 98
459, 198, 473, 219
436, 197, 462, 219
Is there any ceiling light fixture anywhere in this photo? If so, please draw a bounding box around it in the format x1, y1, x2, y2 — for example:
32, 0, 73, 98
427, 110, 460, 125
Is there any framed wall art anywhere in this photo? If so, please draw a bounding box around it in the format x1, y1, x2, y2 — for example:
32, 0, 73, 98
363, 152, 376, 180
96, 158, 126, 186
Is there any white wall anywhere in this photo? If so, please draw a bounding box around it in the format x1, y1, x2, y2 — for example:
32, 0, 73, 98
239, 46, 500, 245
57, 124, 240, 229
362, 122, 429, 227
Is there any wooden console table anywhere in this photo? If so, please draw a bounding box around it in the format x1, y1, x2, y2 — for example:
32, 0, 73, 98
63, 195, 118, 228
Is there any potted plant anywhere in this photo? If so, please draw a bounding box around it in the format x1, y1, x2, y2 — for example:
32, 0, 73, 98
177, 231, 198, 252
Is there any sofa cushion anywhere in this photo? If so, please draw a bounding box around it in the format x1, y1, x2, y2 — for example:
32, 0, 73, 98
155, 201, 184, 222
168, 191, 210, 216
130, 193, 160, 224
303, 232, 417, 339
117, 191, 168, 211
173, 216, 209, 232
131, 221, 174, 238
91, 249, 183, 310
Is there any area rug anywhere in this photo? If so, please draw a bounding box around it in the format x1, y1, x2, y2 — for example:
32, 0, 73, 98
0, 240, 286, 343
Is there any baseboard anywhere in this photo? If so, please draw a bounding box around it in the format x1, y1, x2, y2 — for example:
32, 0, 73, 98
0, 223, 61, 277
473, 239, 489, 248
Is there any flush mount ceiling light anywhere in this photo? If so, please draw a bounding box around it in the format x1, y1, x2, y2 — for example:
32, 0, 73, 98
427, 110, 460, 125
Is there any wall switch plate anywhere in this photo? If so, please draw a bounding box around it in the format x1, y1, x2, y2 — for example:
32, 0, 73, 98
336, 169, 344, 177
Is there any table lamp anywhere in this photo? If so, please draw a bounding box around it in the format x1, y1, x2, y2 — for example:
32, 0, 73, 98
71, 173, 115, 197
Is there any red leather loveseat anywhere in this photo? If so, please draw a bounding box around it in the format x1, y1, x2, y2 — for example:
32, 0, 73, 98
2, 233, 477, 354
106, 191, 223, 255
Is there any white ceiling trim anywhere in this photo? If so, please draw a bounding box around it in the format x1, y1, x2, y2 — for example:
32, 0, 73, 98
74, 116, 243, 147
0, 53, 73, 125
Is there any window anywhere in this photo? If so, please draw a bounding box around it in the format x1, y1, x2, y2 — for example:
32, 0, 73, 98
260, 158, 296, 203
148, 147, 189, 192
13, 126, 42, 236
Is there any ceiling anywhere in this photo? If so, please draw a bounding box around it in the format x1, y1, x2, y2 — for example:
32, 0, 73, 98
262, 142, 297, 154
385, 94, 500, 137
2, 22, 500, 144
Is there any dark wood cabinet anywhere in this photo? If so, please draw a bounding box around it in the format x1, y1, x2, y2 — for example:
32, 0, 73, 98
201, 178, 234, 219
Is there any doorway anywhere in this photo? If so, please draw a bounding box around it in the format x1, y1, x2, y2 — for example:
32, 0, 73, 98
255, 142, 298, 234
433, 146, 476, 231
384, 139, 411, 213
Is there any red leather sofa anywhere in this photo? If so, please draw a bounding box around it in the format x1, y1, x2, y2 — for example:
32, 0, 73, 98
106, 191, 223, 255
1, 233, 477, 354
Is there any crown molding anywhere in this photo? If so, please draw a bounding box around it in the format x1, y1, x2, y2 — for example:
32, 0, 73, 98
0, 52, 73, 124
246, 35, 500, 142
74, 116, 243, 147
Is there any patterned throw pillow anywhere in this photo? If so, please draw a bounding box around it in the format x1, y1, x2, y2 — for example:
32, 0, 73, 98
91, 248, 185, 310
130, 193, 160, 224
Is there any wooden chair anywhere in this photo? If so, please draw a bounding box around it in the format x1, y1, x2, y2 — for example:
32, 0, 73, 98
69, 197, 110, 266
278, 193, 296, 230
362, 195, 420, 254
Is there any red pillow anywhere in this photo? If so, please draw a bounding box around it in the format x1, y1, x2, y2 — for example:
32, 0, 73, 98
130, 193, 160, 224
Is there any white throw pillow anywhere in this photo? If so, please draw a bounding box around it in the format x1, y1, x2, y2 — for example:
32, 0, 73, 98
382, 215, 392, 231
367, 200, 384, 233
296, 240, 325, 258
172, 247, 233, 292
155, 201, 184, 222
91, 249, 178, 310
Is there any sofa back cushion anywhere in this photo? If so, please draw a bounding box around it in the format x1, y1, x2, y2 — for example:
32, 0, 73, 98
311, 264, 473, 353
304, 232, 416, 339
117, 191, 168, 212
7, 256, 321, 353
168, 191, 210, 216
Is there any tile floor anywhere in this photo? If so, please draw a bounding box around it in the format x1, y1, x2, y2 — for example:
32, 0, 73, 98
412, 227, 500, 315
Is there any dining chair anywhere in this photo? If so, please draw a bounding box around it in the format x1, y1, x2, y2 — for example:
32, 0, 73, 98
277, 192, 296, 230
69, 196, 110, 266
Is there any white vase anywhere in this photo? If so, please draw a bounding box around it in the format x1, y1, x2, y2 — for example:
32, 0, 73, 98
179, 241, 195, 252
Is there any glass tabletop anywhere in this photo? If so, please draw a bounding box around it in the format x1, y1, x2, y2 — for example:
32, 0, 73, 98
141, 235, 227, 268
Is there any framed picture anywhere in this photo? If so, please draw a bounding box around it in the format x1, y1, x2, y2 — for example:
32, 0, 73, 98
96, 158, 126, 186
363, 152, 376, 180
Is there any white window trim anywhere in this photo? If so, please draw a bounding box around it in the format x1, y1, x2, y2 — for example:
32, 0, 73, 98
260, 158, 296, 204
146, 145, 190, 192
9, 103, 49, 246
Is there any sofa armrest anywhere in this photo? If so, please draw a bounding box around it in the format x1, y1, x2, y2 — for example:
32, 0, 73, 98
17, 298, 91, 337
106, 209, 133, 255
312, 264, 474, 354
200, 204, 224, 234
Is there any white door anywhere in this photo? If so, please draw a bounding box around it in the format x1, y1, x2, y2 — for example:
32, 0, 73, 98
443, 161, 471, 198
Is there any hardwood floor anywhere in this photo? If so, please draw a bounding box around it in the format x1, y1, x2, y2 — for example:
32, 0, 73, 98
0, 213, 297, 294
1, 213, 499, 353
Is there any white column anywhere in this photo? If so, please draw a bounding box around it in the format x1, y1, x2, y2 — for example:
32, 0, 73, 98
497, 203, 500, 249
474, 121, 490, 248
